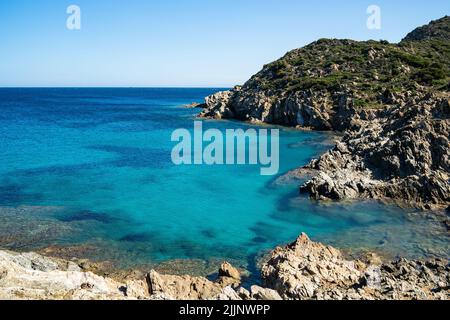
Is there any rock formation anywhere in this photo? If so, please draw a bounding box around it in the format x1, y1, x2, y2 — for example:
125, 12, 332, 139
299, 95, 450, 208
0, 250, 149, 300
261, 233, 449, 300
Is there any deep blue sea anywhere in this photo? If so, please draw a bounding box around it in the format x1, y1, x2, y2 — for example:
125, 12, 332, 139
0, 88, 448, 275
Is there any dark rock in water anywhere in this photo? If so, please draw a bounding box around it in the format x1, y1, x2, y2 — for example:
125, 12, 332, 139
261, 233, 449, 300
58, 210, 114, 223
200, 229, 217, 239
119, 233, 153, 243
298, 97, 450, 208
252, 236, 268, 244
198, 16, 450, 209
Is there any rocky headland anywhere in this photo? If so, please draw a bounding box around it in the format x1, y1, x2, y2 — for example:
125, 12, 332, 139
0, 233, 448, 300
199, 16, 450, 210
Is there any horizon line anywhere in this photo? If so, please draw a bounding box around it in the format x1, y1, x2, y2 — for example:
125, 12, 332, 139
0, 86, 234, 89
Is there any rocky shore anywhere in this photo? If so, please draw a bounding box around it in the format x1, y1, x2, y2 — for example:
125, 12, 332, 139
1, 17, 448, 302
0, 233, 448, 300
198, 17, 450, 210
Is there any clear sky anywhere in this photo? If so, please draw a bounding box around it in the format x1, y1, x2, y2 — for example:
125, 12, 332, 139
0, 0, 448, 87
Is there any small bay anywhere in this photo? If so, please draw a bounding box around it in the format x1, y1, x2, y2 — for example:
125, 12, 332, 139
0, 88, 447, 274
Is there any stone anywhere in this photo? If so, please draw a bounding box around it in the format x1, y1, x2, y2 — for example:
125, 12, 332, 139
215, 286, 242, 300
236, 287, 251, 300
0, 250, 142, 300
250, 286, 282, 300
218, 262, 241, 280
146, 270, 223, 300
183, 102, 204, 109
261, 233, 449, 300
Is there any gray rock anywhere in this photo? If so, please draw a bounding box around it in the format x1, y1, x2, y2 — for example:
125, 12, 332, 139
218, 262, 241, 280
250, 285, 282, 300
261, 233, 449, 300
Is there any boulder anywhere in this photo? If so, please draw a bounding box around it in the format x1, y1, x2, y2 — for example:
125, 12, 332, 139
146, 270, 223, 300
218, 262, 241, 280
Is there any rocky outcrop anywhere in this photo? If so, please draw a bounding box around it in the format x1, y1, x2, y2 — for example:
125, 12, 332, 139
199, 17, 450, 208
199, 84, 354, 130
218, 262, 241, 281
146, 261, 243, 300
1, 233, 448, 300
147, 270, 224, 300
199, 89, 238, 119
299, 94, 450, 208
200, 17, 449, 128
0, 250, 150, 300
261, 233, 449, 300
182, 102, 203, 109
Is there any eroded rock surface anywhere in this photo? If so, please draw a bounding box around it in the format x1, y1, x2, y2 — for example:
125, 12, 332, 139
0, 250, 148, 300
1, 234, 448, 300
261, 233, 449, 300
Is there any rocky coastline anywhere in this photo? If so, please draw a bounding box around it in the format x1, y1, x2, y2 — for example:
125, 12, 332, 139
198, 16, 450, 210
0, 233, 448, 300
0, 17, 449, 301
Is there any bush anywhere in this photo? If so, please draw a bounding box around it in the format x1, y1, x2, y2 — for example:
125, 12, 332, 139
414, 62, 447, 85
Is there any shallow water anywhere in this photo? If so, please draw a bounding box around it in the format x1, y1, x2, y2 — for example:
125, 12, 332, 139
0, 88, 448, 274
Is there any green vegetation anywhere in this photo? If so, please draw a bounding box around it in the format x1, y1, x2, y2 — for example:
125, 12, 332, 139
245, 16, 450, 108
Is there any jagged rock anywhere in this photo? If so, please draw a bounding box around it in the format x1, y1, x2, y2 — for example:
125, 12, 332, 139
146, 262, 244, 300
218, 262, 241, 280
1, 233, 448, 300
124, 279, 150, 299
299, 96, 450, 208
261, 233, 449, 300
146, 270, 223, 300
199, 88, 238, 119
183, 102, 204, 109
250, 286, 282, 300
215, 286, 242, 300
261, 233, 363, 300
236, 287, 251, 300
0, 250, 144, 300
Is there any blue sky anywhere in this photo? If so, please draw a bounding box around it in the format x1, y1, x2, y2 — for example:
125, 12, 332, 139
0, 0, 448, 87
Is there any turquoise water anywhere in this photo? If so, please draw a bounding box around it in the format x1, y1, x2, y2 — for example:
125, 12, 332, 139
0, 88, 448, 273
